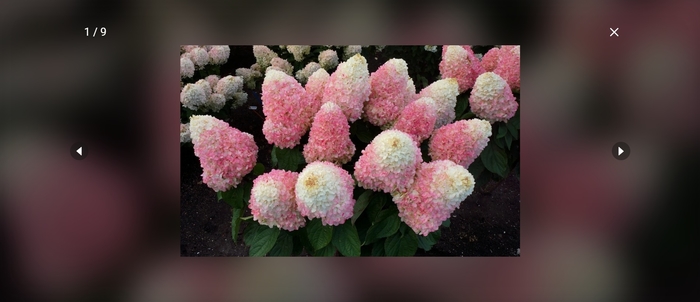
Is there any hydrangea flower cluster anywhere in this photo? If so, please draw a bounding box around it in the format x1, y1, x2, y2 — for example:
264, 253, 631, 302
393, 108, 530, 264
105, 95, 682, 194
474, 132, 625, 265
180, 123, 191, 143
424, 45, 438, 52
354, 130, 422, 193
204, 75, 220, 90
493, 45, 520, 90
303, 102, 356, 165
286, 45, 311, 62
180, 56, 195, 79
180, 83, 207, 110
295, 162, 355, 226
304, 68, 330, 114
364, 59, 416, 127
343, 45, 362, 60
439, 45, 485, 93
235, 68, 262, 90
189, 47, 210, 69
480, 47, 500, 72
318, 49, 339, 70
208, 45, 230, 65
429, 119, 491, 168
295, 62, 322, 85
214, 75, 248, 109
261, 69, 314, 148
417, 78, 460, 129
189, 115, 258, 192
392, 97, 438, 143
469, 72, 518, 123
393, 160, 475, 236
321, 54, 371, 122
253, 45, 278, 70
249, 170, 306, 231
267, 57, 293, 76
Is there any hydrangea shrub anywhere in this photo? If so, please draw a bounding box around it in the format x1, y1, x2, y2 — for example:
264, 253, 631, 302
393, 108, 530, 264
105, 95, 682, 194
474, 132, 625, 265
180, 45, 520, 256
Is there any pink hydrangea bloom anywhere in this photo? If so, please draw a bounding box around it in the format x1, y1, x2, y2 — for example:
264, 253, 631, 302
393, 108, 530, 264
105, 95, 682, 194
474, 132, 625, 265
417, 78, 460, 129
354, 130, 422, 193
180, 57, 194, 79
261, 70, 313, 148
318, 49, 339, 70
204, 75, 220, 91
189, 47, 210, 69
439, 45, 485, 93
253, 45, 278, 69
208, 45, 230, 65
267, 57, 293, 76
469, 72, 518, 123
494, 45, 520, 90
303, 102, 356, 165
322, 54, 371, 122
393, 97, 438, 143
189, 115, 258, 192
393, 160, 475, 235
304, 68, 330, 118
249, 170, 306, 231
480, 47, 501, 72
429, 119, 492, 168
295, 162, 355, 226
364, 58, 416, 127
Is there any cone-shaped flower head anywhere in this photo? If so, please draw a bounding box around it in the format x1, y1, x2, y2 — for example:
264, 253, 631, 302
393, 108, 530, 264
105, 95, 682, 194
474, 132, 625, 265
305, 68, 330, 113
494, 45, 520, 90
303, 102, 356, 165
343, 45, 362, 60
249, 170, 306, 231
180, 123, 191, 143
393, 97, 438, 143
354, 130, 422, 193
180, 56, 194, 79
393, 160, 475, 236
469, 72, 518, 123
253, 45, 278, 70
364, 58, 416, 127
295, 162, 355, 226
318, 49, 339, 70
189, 115, 258, 192
208, 45, 230, 65
417, 78, 460, 129
429, 119, 491, 168
481, 47, 501, 72
322, 54, 371, 122
261, 69, 313, 148
439, 45, 485, 93
267, 57, 293, 76
287, 45, 311, 62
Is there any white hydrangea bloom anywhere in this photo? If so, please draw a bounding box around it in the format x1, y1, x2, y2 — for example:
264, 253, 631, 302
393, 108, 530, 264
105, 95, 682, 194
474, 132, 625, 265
286, 45, 311, 62
208, 45, 230, 65
231, 91, 248, 108
180, 123, 191, 143
194, 79, 212, 99
371, 130, 419, 170
180, 83, 207, 110
236, 68, 261, 89
215, 75, 244, 100
318, 49, 339, 70
424, 45, 438, 52
189, 47, 210, 69
417, 78, 460, 128
206, 93, 227, 112
188, 115, 219, 144
343, 45, 362, 60
253, 45, 278, 70
433, 163, 475, 206
180, 57, 194, 79
295, 62, 322, 84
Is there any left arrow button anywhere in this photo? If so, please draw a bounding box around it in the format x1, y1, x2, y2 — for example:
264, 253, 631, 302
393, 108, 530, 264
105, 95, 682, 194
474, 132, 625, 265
71, 142, 88, 160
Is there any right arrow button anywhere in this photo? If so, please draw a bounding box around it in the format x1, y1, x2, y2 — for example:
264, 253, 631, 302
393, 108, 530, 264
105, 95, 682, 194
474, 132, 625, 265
613, 142, 630, 160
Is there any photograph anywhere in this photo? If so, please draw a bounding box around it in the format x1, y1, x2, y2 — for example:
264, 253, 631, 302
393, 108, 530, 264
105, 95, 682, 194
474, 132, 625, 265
180, 45, 520, 256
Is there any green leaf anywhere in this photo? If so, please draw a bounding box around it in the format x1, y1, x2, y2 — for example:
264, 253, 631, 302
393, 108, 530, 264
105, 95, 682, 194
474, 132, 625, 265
497, 123, 507, 139
506, 122, 519, 140
363, 211, 400, 245
306, 219, 333, 251
243, 222, 262, 245
468, 160, 485, 179
273, 146, 305, 172
291, 233, 303, 256
313, 244, 336, 257
221, 182, 250, 209
350, 120, 376, 144
351, 190, 373, 225
252, 163, 265, 175
217, 191, 223, 201
416, 232, 439, 251
505, 134, 512, 150
241, 181, 253, 204
231, 208, 243, 243
481, 144, 508, 178
384, 228, 418, 256
455, 94, 469, 117
441, 218, 451, 228
460, 112, 476, 120
332, 221, 361, 257
248, 226, 280, 257
372, 238, 385, 256
365, 193, 388, 222
268, 231, 294, 256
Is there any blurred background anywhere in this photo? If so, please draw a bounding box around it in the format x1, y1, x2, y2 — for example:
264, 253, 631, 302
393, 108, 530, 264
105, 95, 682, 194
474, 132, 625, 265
0, 0, 698, 301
